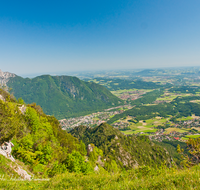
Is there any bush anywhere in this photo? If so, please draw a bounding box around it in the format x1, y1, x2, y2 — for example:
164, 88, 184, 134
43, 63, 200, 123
63, 151, 93, 174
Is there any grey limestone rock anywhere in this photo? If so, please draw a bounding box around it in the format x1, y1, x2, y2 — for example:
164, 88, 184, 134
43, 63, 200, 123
0, 69, 15, 87
0, 141, 15, 161
87, 144, 94, 156
0, 141, 32, 180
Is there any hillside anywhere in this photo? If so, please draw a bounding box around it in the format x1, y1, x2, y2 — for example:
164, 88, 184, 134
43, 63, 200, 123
6, 75, 122, 119
0, 88, 88, 177
2, 88, 200, 189
0, 88, 173, 175
70, 123, 173, 169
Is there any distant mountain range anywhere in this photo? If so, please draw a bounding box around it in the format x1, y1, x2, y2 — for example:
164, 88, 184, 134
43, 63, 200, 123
1, 70, 122, 119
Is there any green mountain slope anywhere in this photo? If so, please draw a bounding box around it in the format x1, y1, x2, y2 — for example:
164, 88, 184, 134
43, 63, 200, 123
7, 75, 122, 119
0, 88, 88, 177
2, 88, 200, 189
70, 123, 172, 169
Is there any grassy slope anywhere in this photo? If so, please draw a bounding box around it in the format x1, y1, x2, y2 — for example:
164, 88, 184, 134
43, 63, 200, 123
1, 164, 200, 189
0, 155, 22, 178
7, 75, 122, 119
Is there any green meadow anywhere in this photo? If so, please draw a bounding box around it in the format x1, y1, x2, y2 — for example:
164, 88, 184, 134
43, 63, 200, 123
2, 165, 200, 190
120, 116, 170, 135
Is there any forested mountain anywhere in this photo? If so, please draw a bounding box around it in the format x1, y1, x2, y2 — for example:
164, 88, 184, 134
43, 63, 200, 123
0, 88, 90, 176
70, 123, 172, 169
7, 75, 122, 119
0, 88, 172, 176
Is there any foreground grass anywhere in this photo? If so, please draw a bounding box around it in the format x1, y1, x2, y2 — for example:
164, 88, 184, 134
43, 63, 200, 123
1, 165, 200, 190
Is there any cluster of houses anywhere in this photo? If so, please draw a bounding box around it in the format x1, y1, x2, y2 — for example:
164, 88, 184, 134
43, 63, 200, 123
149, 130, 182, 142
118, 90, 146, 100
146, 119, 200, 142
59, 105, 131, 130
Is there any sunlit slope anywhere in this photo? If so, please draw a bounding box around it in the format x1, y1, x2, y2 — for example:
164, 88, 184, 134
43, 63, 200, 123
7, 75, 122, 119
70, 123, 172, 169
0, 88, 86, 177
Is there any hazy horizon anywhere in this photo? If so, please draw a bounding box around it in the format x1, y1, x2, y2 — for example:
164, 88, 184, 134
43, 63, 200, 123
1, 0, 200, 75
1, 65, 199, 79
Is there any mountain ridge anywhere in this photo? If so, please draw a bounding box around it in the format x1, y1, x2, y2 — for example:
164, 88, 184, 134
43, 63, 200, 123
70, 123, 173, 169
6, 74, 122, 119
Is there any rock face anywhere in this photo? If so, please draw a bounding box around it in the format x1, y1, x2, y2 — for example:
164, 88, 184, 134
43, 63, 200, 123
18, 105, 26, 114
0, 94, 5, 102
94, 165, 99, 171
0, 141, 15, 162
0, 69, 15, 87
11, 164, 32, 180
0, 141, 32, 180
87, 144, 94, 156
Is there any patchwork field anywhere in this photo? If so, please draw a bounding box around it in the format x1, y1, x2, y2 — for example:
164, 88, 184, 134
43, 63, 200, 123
120, 117, 171, 135
182, 135, 200, 140
164, 128, 188, 134
111, 89, 152, 100
156, 92, 195, 103
118, 113, 200, 140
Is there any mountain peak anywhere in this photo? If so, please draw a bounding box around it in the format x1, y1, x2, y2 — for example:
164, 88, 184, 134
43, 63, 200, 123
0, 69, 16, 87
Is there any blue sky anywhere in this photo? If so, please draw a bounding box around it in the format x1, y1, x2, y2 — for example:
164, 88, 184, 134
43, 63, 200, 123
0, 0, 200, 76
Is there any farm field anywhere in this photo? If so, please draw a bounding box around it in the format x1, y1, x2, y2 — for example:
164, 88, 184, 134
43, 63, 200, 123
111, 89, 152, 100
155, 91, 197, 103
164, 128, 188, 134
118, 116, 171, 135
182, 134, 200, 139
177, 116, 194, 121
190, 99, 200, 104
114, 112, 200, 141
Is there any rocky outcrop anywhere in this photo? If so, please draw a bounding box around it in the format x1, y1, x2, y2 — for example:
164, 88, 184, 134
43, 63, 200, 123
10, 164, 32, 180
0, 141, 32, 180
117, 146, 138, 168
94, 165, 99, 171
87, 144, 104, 171
0, 94, 5, 102
0, 69, 15, 87
97, 155, 104, 167
18, 105, 26, 114
0, 141, 15, 162
87, 144, 94, 156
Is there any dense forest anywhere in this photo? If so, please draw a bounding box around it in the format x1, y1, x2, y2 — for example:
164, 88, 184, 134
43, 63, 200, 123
85, 78, 171, 91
